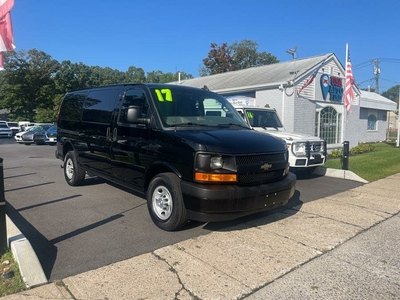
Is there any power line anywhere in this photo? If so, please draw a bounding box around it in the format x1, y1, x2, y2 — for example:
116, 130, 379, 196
353, 58, 400, 70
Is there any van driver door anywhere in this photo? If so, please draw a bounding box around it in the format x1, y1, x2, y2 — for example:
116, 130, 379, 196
110, 88, 152, 190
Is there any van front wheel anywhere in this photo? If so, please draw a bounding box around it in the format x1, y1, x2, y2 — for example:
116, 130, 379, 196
147, 173, 187, 231
64, 151, 85, 186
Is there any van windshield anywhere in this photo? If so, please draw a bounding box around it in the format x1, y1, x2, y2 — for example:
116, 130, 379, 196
150, 86, 249, 128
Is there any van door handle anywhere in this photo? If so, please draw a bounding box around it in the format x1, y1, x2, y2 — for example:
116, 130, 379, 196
113, 128, 117, 141
106, 127, 111, 140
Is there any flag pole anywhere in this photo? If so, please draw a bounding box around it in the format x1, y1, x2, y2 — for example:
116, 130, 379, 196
343, 43, 349, 141
345, 43, 349, 121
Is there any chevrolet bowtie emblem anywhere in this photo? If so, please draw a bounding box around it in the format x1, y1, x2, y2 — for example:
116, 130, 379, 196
260, 163, 272, 171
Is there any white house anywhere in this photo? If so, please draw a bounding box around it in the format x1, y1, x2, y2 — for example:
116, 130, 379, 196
177, 53, 397, 150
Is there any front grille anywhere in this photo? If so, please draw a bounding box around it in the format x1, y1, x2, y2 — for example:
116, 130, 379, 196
236, 153, 285, 165
235, 153, 286, 186
309, 142, 322, 153
238, 170, 283, 185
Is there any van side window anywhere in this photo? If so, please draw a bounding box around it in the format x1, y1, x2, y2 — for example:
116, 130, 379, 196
82, 89, 120, 123
118, 89, 149, 124
59, 92, 87, 121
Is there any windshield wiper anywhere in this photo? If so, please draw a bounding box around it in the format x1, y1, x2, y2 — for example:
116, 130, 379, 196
217, 123, 249, 129
262, 126, 279, 130
172, 122, 210, 127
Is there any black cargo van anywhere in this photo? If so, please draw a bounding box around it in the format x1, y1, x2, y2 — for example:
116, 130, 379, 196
56, 83, 296, 231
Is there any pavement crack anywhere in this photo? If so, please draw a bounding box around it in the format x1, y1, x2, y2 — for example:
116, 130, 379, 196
56, 280, 77, 300
151, 252, 202, 300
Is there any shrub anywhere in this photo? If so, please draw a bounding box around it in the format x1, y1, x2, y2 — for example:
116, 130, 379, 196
350, 143, 376, 155
329, 148, 343, 158
329, 143, 376, 158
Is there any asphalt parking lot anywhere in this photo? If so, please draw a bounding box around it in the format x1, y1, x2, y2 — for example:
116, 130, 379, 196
0, 138, 364, 281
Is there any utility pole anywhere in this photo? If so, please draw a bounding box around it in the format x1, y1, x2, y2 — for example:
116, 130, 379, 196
373, 59, 381, 93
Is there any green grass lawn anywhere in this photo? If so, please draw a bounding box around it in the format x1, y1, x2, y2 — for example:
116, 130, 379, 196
0, 250, 25, 297
324, 142, 400, 182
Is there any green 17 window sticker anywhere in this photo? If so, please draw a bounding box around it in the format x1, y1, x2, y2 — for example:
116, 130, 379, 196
155, 89, 172, 102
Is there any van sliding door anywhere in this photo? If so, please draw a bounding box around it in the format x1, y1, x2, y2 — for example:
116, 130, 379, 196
80, 88, 121, 177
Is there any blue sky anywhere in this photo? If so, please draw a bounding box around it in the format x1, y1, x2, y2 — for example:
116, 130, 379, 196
11, 0, 400, 92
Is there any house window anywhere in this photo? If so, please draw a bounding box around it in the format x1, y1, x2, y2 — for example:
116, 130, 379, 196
318, 106, 342, 144
367, 115, 377, 131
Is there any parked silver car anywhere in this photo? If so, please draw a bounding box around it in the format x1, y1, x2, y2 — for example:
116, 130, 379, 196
21, 124, 53, 145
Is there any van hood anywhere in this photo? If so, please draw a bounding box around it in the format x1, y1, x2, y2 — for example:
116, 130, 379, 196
252, 128, 323, 143
168, 128, 287, 154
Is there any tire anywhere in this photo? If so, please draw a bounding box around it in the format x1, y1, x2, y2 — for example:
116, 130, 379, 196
64, 151, 86, 186
147, 173, 187, 231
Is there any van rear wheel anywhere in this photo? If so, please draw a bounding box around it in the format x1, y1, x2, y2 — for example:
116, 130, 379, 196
64, 151, 85, 186
147, 173, 187, 231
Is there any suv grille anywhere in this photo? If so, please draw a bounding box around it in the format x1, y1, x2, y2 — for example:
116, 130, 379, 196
309, 142, 322, 153
236, 153, 286, 186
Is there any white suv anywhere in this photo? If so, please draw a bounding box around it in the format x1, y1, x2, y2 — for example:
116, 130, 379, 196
6, 121, 21, 135
234, 106, 327, 173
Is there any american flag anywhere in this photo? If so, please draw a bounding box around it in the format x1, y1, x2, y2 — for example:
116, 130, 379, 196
344, 47, 354, 113
297, 59, 326, 96
0, 0, 15, 69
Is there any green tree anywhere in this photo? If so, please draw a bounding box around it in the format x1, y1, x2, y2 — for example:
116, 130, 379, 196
231, 39, 278, 69
381, 85, 399, 105
146, 70, 164, 83
381, 85, 399, 116
53, 60, 92, 94
200, 40, 279, 76
0, 48, 195, 121
126, 66, 146, 83
0, 49, 60, 122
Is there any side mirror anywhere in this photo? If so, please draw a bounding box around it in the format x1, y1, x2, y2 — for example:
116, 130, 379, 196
127, 106, 150, 125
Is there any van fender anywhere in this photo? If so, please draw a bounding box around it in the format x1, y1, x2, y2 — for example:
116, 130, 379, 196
144, 161, 182, 191
60, 139, 77, 160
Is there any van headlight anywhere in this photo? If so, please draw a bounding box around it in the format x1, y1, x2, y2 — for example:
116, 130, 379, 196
195, 153, 237, 182
210, 156, 223, 169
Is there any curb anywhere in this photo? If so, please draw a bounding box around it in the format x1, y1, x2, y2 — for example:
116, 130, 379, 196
6, 215, 48, 289
314, 167, 369, 183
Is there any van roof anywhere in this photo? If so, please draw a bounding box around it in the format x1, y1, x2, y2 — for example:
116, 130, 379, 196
66, 83, 206, 93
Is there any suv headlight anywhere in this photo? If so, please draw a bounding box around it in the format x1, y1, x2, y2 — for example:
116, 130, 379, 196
292, 142, 307, 156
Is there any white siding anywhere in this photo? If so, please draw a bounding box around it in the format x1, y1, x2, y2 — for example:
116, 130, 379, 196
293, 98, 317, 135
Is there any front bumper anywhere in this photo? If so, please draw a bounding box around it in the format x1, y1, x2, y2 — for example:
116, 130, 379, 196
181, 172, 296, 222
